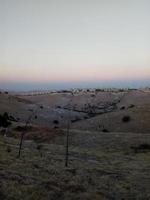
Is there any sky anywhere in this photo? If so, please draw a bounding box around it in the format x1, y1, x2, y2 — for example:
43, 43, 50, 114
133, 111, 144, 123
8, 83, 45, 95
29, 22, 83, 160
0, 0, 150, 91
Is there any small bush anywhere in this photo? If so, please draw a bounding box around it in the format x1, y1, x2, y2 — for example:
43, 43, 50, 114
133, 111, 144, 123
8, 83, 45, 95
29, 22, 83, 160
3, 112, 9, 120
120, 106, 125, 110
36, 144, 42, 150
131, 143, 150, 153
138, 144, 150, 149
0, 113, 11, 128
102, 128, 109, 133
84, 116, 88, 119
6, 146, 11, 153
53, 120, 59, 124
36, 144, 43, 157
122, 116, 131, 123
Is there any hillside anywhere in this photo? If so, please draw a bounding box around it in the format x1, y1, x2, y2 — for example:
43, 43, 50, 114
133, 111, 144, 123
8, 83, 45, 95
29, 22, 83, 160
0, 89, 150, 199
0, 130, 150, 200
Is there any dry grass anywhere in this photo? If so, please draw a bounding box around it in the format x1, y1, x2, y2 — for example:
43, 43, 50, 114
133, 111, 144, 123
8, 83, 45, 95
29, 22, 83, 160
0, 128, 150, 200
0, 89, 150, 199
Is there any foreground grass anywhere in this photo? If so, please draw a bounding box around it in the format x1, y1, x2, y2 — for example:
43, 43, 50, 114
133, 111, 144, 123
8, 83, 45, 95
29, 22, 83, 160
0, 130, 150, 200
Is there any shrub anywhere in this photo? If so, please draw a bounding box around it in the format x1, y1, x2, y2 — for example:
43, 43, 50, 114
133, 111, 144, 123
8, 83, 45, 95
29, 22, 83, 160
84, 116, 88, 119
122, 116, 131, 123
138, 143, 150, 149
0, 113, 11, 128
36, 144, 43, 157
131, 143, 150, 153
3, 112, 9, 120
53, 120, 59, 124
120, 106, 125, 110
102, 128, 109, 132
40, 105, 43, 109
96, 88, 104, 92
6, 146, 11, 153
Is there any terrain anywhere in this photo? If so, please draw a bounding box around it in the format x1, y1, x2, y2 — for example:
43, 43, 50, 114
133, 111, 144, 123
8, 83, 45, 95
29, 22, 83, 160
0, 88, 150, 200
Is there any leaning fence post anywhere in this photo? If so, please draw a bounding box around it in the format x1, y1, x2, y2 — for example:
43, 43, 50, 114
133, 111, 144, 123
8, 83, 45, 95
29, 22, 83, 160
65, 119, 70, 167
18, 131, 25, 158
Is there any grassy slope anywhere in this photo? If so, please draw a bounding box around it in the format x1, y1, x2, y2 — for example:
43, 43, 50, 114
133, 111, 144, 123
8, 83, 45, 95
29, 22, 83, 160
0, 90, 150, 199
0, 130, 150, 200
72, 90, 150, 133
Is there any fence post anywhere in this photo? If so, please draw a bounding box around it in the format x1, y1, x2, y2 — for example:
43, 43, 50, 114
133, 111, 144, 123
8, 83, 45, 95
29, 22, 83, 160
65, 120, 70, 167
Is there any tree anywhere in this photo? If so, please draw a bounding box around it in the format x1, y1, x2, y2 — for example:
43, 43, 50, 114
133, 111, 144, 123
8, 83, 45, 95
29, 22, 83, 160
0, 113, 11, 128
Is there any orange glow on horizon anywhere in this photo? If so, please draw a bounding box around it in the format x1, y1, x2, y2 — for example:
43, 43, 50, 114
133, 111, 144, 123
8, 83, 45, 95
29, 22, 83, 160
0, 64, 149, 83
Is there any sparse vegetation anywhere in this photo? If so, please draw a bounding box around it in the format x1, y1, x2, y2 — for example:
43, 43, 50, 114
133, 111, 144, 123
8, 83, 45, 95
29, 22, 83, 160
3, 112, 9, 120
14, 126, 28, 132
6, 146, 11, 153
122, 115, 131, 123
9, 115, 18, 122
95, 88, 104, 92
131, 143, 150, 153
36, 144, 43, 157
53, 120, 59, 124
0, 129, 150, 200
71, 117, 81, 123
91, 94, 95, 97
102, 128, 109, 132
56, 105, 61, 109
120, 106, 125, 110
128, 104, 135, 108
0, 88, 150, 199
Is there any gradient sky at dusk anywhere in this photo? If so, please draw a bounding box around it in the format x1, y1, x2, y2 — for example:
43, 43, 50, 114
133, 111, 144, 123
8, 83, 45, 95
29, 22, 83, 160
0, 0, 150, 91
